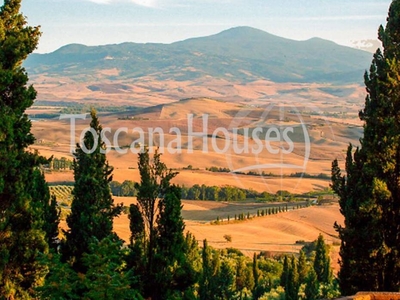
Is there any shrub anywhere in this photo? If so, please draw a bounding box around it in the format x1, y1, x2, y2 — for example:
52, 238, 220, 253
223, 234, 232, 242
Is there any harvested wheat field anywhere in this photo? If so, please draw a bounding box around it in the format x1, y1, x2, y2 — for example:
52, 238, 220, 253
112, 198, 343, 271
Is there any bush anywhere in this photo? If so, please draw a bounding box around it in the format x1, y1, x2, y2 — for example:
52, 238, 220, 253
223, 234, 232, 242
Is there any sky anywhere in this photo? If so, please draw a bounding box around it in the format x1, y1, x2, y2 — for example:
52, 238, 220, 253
14, 0, 392, 53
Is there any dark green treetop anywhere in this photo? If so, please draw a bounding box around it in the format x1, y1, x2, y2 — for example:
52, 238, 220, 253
0, 0, 49, 297
63, 109, 123, 273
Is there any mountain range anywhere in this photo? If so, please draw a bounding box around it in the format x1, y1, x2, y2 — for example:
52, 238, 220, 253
25, 26, 372, 85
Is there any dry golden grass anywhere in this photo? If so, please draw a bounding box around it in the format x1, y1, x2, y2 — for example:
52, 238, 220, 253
110, 198, 342, 271
31, 97, 359, 194
60, 197, 342, 271
30, 74, 366, 110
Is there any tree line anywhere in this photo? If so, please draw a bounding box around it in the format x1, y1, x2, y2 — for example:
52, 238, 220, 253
206, 166, 330, 180
46, 157, 73, 170
55, 180, 320, 204
109, 180, 312, 202
212, 204, 308, 225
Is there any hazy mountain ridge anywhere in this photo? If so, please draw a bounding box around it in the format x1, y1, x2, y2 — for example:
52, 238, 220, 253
25, 26, 372, 84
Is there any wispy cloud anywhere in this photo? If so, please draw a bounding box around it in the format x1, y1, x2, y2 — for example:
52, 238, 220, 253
85, 0, 234, 8
289, 15, 385, 22
130, 0, 157, 7
86, 0, 112, 4
85, 0, 158, 7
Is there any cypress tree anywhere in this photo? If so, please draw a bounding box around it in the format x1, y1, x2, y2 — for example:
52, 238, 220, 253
134, 148, 177, 280
129, 203, 145, 248
82, 237, 141, 299
304, 268, 319, 300
211, 249, 222, 294
253, 253, 259, 288
253, 252, 265, 300
0, 0, 48, 297
62, 110, 123, 273
280, 255, 289, 288
217, 259, 235, 299
286, 257, 299, 300
298, 250, 308, 285
130, 147, 196, 299
153, 185, 196, 299
199, 239, 212, 300
331, 0, 400, 293
29, 169, 60, 251
313, 234, 331, 284
127, 203, 145, 289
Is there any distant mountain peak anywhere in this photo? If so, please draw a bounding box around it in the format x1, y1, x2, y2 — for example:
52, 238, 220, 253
54, 43, 88, 54
218, 26, 271, 35
25, 26, 372, 84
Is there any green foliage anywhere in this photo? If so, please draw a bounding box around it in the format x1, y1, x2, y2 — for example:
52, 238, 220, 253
285, 257, 299, 300
38, 237, 142, 299
331, 2, 400, 293
62, 110, 123, 273
199, 239, 213, 300
297, 250, 309, 286
313, 234, 332, 284
29, 170, 61, 250
206, 166, 231, 173
259, 286, 286, 300
46, 194, 61, 249
0, 0, 50, 297
36, 252, 81, 299
195, 239, 336, 299
182, 184, 248, 201
224, 234, 232, 242
280, 256, 289, 289
304, 268, 319, 300
236, 255, 255, 292
82, 237, 141, 299
253, 253, 260, 287
129, 148, 198, 299
48, 157, 73, 170
153, 185, 197, 298
217, 258, 236, 299
110, 180, 137, 197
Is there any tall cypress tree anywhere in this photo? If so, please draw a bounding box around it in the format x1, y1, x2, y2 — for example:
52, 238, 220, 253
313, 234, 332, 284
128, 148, 199, 299
133, 147, 177, 295
28, 168, 60, 251
62, 109, 123, 273
253, 253, 259, 288
0, 0, 48, 297
297, 250, 308, 285
331, 0, 400, 293
280, 255, 289, 288
304, 268, 319, 300
199, 239, 213, 300
152, 185, 197, 299
285, 256, 299, 300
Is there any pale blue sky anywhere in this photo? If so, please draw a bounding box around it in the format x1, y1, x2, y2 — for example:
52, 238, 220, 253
15, 0, 392, 53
